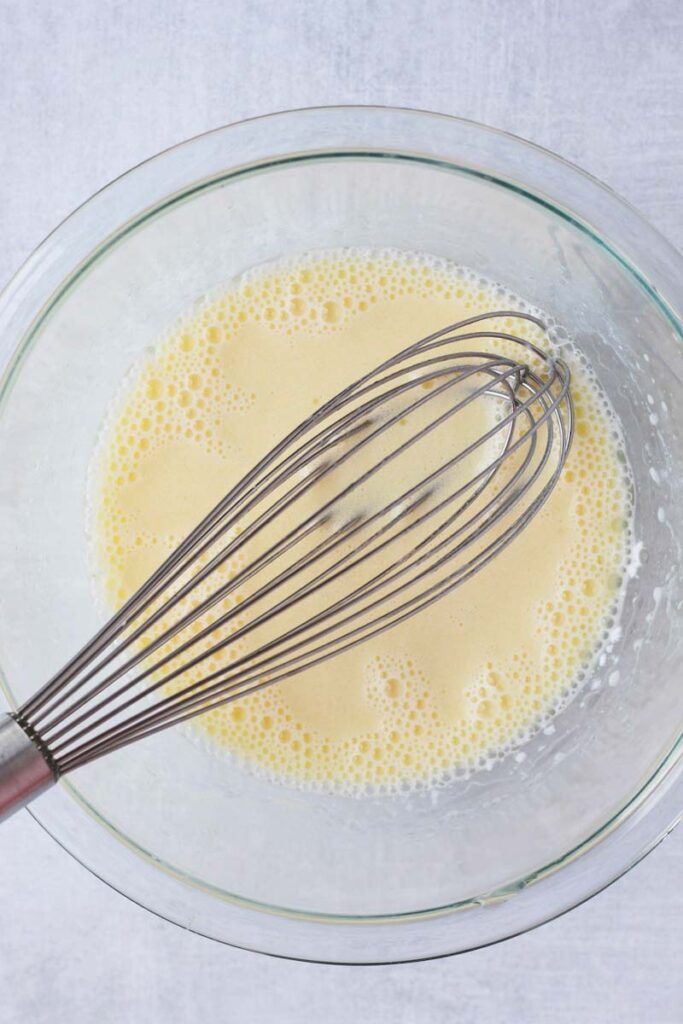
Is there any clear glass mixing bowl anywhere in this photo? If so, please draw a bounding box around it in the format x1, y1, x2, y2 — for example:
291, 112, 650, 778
0, 107, 681, 964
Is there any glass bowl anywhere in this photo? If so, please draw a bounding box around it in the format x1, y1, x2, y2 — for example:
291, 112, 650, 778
0, 107, 681, 964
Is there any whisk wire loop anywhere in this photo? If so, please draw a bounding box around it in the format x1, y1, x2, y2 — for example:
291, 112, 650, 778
16, 311, 573, 775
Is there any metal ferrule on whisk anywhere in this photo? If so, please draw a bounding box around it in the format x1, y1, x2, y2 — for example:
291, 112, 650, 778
0, 714, 57, 823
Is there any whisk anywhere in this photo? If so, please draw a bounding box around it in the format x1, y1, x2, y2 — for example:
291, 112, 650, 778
0, 311, 573, 822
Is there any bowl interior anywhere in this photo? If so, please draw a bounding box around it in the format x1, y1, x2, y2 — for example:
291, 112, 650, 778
0, 125, 681, 939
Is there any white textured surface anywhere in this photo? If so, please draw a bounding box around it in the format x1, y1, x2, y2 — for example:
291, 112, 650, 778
0, 0, 681, 1020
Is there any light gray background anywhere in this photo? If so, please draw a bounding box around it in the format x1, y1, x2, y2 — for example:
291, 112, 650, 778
0, 1, 681, 1021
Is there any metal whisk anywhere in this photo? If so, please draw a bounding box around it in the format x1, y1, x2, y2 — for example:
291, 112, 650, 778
0, 311, 573, 821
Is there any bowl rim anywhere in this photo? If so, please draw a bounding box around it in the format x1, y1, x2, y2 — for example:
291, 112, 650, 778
0, 104, 681, 963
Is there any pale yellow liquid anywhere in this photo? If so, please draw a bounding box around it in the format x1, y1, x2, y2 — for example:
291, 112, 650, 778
90, 250, 630, 792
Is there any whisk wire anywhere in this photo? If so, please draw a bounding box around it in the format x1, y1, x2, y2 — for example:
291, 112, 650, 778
17, 311, 573, 775
52, 361, 567, 769
41, 358, 525, 740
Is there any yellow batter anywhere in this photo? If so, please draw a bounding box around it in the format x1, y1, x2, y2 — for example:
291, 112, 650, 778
89, 250, 630, 792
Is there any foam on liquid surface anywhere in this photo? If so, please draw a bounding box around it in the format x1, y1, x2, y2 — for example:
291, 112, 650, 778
89, 250, 632, 794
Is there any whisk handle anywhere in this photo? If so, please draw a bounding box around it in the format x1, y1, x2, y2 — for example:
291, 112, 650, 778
0, 714, 56, 823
